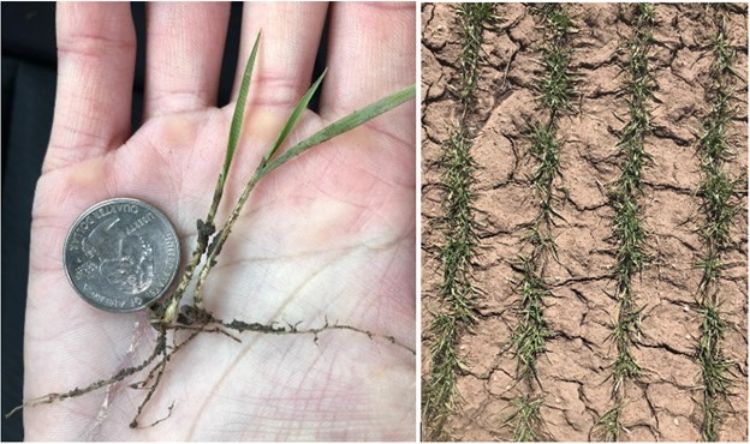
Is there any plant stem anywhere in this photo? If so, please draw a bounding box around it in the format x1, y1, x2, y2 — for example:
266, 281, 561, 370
193, 174, 259, 306
159, 33, 262, 323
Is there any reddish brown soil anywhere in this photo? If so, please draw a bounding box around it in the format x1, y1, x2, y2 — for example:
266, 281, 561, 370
421, 3, 748, 441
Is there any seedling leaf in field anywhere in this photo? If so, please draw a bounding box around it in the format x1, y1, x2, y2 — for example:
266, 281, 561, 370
593, 402, 623, 442
506, 395, 545, 442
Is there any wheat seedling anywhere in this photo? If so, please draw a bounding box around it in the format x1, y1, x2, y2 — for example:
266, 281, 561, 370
7, 32, 416, 428
506, 395, 545, 442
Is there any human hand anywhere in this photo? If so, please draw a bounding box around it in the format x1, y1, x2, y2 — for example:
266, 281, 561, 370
24, 2, 415, 440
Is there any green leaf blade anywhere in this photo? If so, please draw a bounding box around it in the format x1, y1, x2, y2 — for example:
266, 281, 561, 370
220, 32, 261, 191
262, 69, 328, 166
258, 84, 416, 178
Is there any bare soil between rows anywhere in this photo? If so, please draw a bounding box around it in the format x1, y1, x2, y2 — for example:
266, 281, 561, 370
421, 3, 748, 441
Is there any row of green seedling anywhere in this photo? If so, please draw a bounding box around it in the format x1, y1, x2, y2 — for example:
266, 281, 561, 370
505, 5, 574, 442
422, 3, 496, 440
695, 8, 741, 442
594, 4, 655, 442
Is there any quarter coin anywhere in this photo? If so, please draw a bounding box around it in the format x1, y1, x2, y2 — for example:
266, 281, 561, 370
63, 198, 180, 312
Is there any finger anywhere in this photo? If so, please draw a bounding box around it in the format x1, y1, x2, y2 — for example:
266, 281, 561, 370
320, 3, 416, 140
233, 2, 327, 108
143, 3, 230, 120
45, 2, 136, 173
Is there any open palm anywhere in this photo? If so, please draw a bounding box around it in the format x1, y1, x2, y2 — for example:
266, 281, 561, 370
23, 2, 415, 440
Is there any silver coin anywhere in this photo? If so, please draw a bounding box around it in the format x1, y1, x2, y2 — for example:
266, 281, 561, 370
63, 198, 180, 312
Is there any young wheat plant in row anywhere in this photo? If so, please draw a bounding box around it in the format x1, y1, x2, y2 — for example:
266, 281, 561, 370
695, 8, 743, 442
593, 4, 655, 441
505, 4, 574, 441
422, 3, 496, 440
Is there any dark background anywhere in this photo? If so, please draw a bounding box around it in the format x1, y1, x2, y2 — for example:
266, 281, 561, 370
1, 3, 328, 440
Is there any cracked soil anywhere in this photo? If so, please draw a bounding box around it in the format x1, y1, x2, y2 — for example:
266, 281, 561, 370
421, 3, 748, 441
